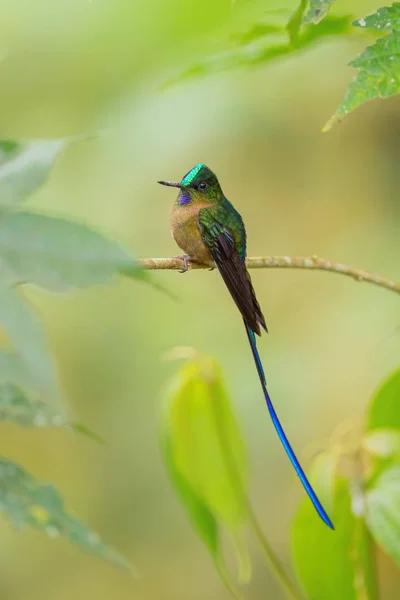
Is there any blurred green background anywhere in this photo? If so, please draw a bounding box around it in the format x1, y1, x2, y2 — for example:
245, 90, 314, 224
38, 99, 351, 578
1, 0, 399, 598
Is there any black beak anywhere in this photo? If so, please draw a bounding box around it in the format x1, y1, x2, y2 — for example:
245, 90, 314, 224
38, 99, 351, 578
158, 180, 182, 188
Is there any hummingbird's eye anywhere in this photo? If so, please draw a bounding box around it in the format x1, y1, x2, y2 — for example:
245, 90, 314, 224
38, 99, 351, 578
198, 181, 208, 191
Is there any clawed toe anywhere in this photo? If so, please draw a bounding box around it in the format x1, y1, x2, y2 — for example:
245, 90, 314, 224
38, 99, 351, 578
174, 255, 192, 273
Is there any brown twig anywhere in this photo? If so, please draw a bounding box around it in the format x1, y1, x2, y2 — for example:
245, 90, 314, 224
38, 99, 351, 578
137, 255, 400, 296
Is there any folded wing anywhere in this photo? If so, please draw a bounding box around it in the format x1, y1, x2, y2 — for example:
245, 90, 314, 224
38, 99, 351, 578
198, 208, 266, 335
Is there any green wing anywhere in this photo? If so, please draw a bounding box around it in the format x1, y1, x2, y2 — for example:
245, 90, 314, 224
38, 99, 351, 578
198, 205, 266, 335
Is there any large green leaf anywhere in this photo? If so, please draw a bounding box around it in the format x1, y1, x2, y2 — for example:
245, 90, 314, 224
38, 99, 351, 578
325, 5, 400, 130
0, 139, 64, 208
303, 0, 337, 25
160, 354, 250, 587
0, 211, 144, 291
0, 457, 133, 572
292, 469, 376, 600
366, 368, 400, 431
0, 285, 64, 414
366, 465, 400, 568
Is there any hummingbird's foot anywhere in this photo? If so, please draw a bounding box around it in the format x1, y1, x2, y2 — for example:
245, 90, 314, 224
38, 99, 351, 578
174, 255, 193, 273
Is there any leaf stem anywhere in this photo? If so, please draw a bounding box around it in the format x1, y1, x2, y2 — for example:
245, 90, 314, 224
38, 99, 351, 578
215, 556, 247, 600
353, 518, 378, 600
350, 451, 379, 600
211, 381, 303, 600
246, 503, 304, 600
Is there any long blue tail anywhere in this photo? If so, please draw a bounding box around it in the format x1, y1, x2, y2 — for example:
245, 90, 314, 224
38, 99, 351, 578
244, 322, 334, 530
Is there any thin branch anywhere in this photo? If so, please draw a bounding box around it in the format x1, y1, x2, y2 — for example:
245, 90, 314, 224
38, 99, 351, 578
137, 255, 400, 296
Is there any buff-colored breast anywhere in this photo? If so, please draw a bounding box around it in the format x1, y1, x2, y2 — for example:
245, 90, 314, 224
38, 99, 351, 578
171, 202, 212, 264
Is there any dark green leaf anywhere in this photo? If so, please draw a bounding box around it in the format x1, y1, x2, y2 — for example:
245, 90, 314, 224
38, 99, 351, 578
0, 285, 65, 415
0, 139, 64, 208
325, 7, 400, 129
366, 465, 400, 568
0, 211, 145, 290
0, 458, 134, 572
303, 0, 337, 25
366, 368, 400, 431
292, 471, 376, 600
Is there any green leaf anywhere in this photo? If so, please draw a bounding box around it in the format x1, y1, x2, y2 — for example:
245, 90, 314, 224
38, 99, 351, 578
0, 349, 105, 437
160, 354, 249, 589
0, 285, 65, 415
0, 348, 36, 389
292, 475, 376, 600
366, 368, 400, 431
353, 4, 400, 32
165, 356, 247, 529
0, 457, 133, 572
71, 422, 107, 445
167, 15, 351, 84
0, 139, 64, 208
0, 382, 65, 427
366, 465, 400, 568
160, 422, 218, 557
161, 427, 245, 600
0, 348, 65, 427
287, 0, 307, 44
0, 211, 145, 290
363, 429, 400, 457
303, 0, 337, 25
325, 6, 400, 130
230, 22, 284, 45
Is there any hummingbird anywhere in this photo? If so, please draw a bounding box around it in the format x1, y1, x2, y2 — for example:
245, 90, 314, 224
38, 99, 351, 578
158, 163, 334, 530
